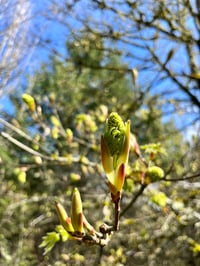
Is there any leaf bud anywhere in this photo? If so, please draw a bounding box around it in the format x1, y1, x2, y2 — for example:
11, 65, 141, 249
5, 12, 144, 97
55, 202, 74, 233
146, 166, 164, 182
22, 93, 36, 112
71, 188, 84, 235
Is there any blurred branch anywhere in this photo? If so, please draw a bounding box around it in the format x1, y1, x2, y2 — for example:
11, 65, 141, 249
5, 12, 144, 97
94, 246, 104, 266
163, 171, 200, 182
0, 118, 35, 142
120, 184, 147, 217
1, 131, 96, 166
146, 45, 200, 109
1, 131, 53, 160
0, 0, 34, 95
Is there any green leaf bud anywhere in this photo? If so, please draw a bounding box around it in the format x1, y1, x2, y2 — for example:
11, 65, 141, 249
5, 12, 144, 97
22, 93, 36, 112
104, 112, 126, 159
71, 188, 84, 235
146, 166, 164, 182
55, 202, 74, 233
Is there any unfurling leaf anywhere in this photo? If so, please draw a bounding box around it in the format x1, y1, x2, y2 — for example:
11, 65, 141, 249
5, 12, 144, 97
39, 232, 60, 255
101, 112, 130, 198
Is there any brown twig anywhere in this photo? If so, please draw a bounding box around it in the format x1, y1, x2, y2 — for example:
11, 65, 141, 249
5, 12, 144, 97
162, 171, 200, 182
113, 197, 121, 231
120, 184, 147, 217
94, 246, 104, 266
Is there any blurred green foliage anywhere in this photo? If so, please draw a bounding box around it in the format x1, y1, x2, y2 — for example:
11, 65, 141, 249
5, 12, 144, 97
0, 33, 199, 266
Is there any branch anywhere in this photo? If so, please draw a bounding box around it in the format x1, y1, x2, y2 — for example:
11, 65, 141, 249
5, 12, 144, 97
120, 184, 146, 217
94, 246, 104, 266
162, 171, 200, 182
1, 131, 52, 160
146, 45, 200, 109
113, 197, 121, 231
1, 131, 96, 166
0, 117, 38, 143
120, 171, 200, 218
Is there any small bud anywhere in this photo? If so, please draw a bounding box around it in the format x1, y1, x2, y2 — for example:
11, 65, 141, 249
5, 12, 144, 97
50, 115, 60, 127
49, 92, 56, 103
131, 68, 138, 86
22, 93, 36, 112
71, 188, 84, 235
55, 202, 74, 233
66, 128, 73, 143
130, 133, 141, 157
146, 166, 164, 182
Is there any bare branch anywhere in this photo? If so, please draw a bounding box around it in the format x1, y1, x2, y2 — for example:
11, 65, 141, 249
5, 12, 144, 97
163, 171, 200, 182
120, 184, 147, 217
1, 131, 96, 166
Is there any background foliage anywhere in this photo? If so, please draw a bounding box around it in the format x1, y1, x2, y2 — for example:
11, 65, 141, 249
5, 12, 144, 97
0, 1, 200, 265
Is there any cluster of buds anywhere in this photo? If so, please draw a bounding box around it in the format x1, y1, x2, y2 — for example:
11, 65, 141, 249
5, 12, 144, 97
55, 188, 96, 241
54, 112, 165, 249
55, 112, 131, 244
101, 112, 130, 203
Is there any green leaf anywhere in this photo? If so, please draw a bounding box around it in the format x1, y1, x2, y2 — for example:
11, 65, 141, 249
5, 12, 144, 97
39, 231, 60, 255
141, 143, 168, 157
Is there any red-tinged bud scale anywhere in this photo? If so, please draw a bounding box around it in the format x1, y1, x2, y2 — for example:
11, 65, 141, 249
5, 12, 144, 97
55, 202, 74, 233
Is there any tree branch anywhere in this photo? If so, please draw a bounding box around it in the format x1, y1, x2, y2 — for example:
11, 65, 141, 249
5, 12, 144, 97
162, 171, 200, 182
1, 131, 96, 166
146, 45, 200, 109
120, 184, 147, 217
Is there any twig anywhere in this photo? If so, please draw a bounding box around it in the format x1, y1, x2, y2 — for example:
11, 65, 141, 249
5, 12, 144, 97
1, 131, 97, 166
146, 44, 200, 108
94, 246, 104, 266
162, 171, 200, 182
120, 184, 146, 217
113, 197, 121, 231
0, 118, 33, 142
1, 131, 52, 160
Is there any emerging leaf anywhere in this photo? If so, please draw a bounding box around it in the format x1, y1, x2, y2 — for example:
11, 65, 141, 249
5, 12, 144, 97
104, 112, 126, 160
39, 232, 60, 255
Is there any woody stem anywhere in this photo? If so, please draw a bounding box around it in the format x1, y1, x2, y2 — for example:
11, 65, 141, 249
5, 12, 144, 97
113, 195, 121, 231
